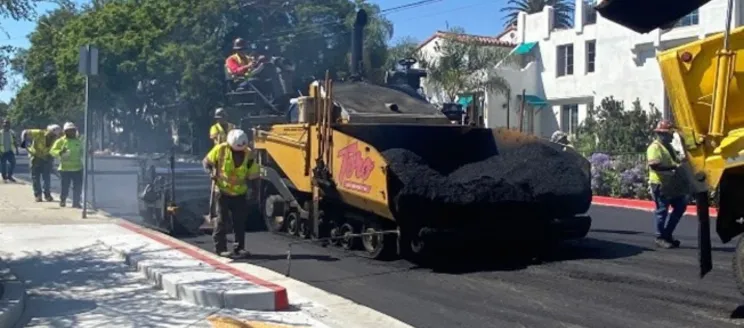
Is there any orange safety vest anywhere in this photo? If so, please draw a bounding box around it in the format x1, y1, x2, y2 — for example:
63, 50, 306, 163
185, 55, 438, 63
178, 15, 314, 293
225, 53, 254, 79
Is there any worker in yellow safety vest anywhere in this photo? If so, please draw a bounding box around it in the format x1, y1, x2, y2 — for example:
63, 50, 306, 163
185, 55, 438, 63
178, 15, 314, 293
209, 108, 236, 145
647, 119, 687, 249
202, 129, 260, 258
0, 119, 19, 182
50, 122, 84, 208
22, 124, 62, 202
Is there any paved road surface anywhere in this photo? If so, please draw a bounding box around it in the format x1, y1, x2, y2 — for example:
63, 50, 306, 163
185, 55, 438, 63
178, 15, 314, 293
12, 155, 744, 328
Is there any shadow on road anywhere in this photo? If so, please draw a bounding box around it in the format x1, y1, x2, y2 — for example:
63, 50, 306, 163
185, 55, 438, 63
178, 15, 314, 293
4, 245, 208, 327
425, 237, 650, 274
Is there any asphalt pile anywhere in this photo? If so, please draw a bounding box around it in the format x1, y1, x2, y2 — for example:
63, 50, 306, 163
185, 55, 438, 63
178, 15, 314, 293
383, 142, 592, 223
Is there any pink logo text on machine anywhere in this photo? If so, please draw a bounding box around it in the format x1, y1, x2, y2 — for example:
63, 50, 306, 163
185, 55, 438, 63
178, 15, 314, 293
337, 142, 374, 193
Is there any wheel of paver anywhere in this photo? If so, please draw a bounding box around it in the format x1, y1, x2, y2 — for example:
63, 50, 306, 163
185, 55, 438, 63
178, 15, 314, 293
286, 211, 300, 236
263, 194, 286, 233
298, 218, 311, 239
361, 221, 395, 259
339, 223, 357, 250
733, 235, 744, 296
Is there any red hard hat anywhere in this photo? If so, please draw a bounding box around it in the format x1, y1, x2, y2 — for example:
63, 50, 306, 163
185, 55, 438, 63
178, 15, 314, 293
654, 119, 673, 132
233, 38, 246, 50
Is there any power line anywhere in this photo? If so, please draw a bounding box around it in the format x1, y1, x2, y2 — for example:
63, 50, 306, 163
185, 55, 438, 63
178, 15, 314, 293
252, 0, 445, 42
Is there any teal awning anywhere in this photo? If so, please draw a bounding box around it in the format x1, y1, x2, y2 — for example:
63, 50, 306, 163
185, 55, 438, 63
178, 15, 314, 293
514, 42, 537, 55
523, 94, 547, 107
457, 95, 473, 106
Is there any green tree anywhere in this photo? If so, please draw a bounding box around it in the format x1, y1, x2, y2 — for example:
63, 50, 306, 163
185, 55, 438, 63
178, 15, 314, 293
8, 0, 399, 154
500, 0, 574, 29
575, 96, 662, 154
418, 27, 513, 102
385, 36, 419, 69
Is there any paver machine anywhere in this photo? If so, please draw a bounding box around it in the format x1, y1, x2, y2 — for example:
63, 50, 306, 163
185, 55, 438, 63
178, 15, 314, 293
252, 9, 593, 260
596, 0, 744, 292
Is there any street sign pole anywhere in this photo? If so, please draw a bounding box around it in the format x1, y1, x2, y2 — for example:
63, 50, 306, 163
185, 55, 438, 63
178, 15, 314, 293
79, 45, 98, 218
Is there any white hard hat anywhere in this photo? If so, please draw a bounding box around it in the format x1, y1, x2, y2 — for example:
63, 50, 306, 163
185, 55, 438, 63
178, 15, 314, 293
214, 107, 226, 118
550, 130, 567, 143
47, 124, 62, 135
63, 122, 76, 131
226, 129, 249, 151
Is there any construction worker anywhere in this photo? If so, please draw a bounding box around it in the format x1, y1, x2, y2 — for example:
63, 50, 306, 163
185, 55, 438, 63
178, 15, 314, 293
209, 108, 236, 145
550, 130, 573, 149
0, 119, 19, 182
50, 122, 83, 208
202, 129, 259, 258
647, 119, 686, 249
22, 124, 62, 202
225, 38, 264, 90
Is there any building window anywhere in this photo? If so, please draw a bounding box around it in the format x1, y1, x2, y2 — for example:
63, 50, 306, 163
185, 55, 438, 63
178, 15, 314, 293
586, 40, 596, 73
675, 10, 699, 27
561, 104, 579, 134
556, 44, 574, 77
584, 0, 597, 25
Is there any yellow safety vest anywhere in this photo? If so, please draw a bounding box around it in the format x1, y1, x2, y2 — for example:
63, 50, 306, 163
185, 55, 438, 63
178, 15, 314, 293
209, 122, 236, 145
25, 129, 54, 159
208, 143, 259, 196
50, 136, 83, 171
647, 140, 678, 185
225, 53, 254, 79
0, 129, 16, 153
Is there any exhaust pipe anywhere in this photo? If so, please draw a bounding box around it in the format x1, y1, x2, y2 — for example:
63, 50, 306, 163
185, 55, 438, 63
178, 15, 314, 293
350, 9, 368, 81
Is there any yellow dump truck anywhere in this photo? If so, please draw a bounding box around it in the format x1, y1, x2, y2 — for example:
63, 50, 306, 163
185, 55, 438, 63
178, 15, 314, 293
597, 0, 744, 292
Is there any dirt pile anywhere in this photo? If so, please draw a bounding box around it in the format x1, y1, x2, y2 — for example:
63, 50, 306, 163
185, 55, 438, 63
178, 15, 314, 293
383, 142, 592, 222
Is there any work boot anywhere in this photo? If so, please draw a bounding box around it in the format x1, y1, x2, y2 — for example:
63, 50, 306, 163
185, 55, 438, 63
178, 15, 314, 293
232, 249, 251, 258
655, 237, 673, 249
218, 251, 233, 258
59, 200, 66, 207
667, 237, 681, 248
34, 196, 42, 202
7, 177, 15, 183
44, 194, 54, 202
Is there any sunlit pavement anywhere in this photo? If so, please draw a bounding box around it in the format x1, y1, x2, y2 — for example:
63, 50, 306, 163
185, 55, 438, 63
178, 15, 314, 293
0, 182, 330, 328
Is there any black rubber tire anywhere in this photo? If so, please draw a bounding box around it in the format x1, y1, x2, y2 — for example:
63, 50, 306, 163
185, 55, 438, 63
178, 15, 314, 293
263, 194, 286, 233
361, 221, 396, 260
733, 235, 744, 296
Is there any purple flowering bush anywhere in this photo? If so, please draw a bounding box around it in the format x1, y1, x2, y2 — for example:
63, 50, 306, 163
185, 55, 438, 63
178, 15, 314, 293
589, 153, 651, 200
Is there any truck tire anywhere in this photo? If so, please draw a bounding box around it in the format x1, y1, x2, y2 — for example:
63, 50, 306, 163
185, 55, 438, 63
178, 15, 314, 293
733, 235, 744, 296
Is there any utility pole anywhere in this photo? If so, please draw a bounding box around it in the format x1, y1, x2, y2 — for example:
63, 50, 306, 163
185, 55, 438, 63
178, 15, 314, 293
78, 45, 99, 218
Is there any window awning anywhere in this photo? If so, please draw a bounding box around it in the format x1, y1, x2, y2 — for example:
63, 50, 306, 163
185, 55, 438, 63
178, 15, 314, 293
514, 42, 537, 55
521, 94, 547, 107
457, 95, 473, 106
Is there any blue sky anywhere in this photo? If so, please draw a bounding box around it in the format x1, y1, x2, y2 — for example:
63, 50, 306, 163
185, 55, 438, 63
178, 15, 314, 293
0, 0, 509, 103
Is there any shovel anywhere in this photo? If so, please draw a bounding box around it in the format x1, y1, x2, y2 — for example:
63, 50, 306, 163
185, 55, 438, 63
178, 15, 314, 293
199, 179, 217, 233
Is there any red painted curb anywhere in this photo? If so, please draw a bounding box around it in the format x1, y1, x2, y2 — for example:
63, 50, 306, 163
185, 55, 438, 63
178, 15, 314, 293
592, 196, 718, 217
117, 220, 289, 311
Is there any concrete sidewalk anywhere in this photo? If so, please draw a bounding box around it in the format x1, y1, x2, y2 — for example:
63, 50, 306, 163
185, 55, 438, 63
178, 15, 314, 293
0, 181, 413, 328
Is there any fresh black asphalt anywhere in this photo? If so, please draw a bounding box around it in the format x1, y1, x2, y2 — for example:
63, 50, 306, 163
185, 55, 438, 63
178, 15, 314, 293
11, 155, 744, 328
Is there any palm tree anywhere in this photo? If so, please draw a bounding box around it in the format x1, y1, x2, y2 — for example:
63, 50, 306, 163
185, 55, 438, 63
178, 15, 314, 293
500, 0, 575, 29
418, 28, 513, 103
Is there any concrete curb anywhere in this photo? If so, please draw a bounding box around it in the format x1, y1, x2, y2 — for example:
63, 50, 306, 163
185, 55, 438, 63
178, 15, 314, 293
592, 196, 718, 217
0, 261, 26, 328
100, 221, 289, 311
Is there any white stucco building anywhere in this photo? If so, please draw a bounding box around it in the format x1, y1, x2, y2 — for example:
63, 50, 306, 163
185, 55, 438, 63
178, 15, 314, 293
502, 0, 744, 137
416, 0, 744, 137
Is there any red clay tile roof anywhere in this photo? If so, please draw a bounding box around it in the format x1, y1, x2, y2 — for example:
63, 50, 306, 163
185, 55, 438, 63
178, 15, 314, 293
415, 30, 517, 52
